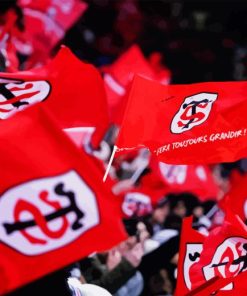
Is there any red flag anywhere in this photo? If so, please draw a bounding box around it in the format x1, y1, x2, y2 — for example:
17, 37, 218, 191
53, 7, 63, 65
149, 157, 219, 201
17, 0, 87, 68
22, 8, 64, 53
223, 172, 247, 221
189, 210, 247, 295
148, 52, 171, 85
0, 46, 109, 147
19, 0, 87, 31
0, 105, 126, 294
103, 45, 170, 124
187, 271, 247, 296
120, 186, 164, 218
175, 216, 206, 296
116, 75, 247, 164
0, 9, 19, 72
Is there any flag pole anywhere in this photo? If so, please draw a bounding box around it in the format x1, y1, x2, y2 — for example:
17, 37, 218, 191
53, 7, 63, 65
103, 145, 117, 182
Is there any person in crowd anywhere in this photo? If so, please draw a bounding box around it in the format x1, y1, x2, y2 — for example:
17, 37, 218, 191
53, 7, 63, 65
67, 226, 149, 296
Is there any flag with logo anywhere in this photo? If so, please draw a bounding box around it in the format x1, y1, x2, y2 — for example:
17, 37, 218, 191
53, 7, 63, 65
120, 187, 164, 218
116, 75, 247, 164
186, 270, 247, 296
189, 210, 247, 295
0, 105, 126, 295
0, 46, 109, 147
175, 216, 206, 296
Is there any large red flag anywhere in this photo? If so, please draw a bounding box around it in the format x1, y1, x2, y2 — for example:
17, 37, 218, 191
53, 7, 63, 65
116, 75, 247, 164
175, 216, 206, 296
0, 105, 126, 295
189, 210, 247, 295
0, 46, 109, 147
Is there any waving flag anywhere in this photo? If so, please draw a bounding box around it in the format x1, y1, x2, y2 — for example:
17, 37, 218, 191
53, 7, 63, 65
17, 0, 87, 68
189, 210, 247, 295
0, 46, 109, 147
19, 0, 87, 31
120, 186, 164, 218
102, 45, 170, 124
0, 105, 125, 295
0, 9, 19, 72
116, 75, 247, 165
176, 213, 247, 295
175, 216, 206, 296
223, 172, 247, 222
148, 157, 219, 201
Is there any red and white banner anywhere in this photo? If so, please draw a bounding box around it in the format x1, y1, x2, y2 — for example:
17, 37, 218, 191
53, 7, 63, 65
0, 105, 126, 294
0, 46, 109, 147
116, 75, 247, 164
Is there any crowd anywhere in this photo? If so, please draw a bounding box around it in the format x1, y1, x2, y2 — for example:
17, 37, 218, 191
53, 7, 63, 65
1, 0, 247, 295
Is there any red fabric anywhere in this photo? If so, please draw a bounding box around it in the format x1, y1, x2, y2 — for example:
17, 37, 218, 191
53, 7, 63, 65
0, 105, 126, 295
223, 172, 247, 221
190, 210, 247, 295
103, 45, 170, 124
0, 46, 109, 147
116, 75, 247, 164
148, 156, 219, 201
148, 52, 171, 85
19, 0, 87, 31
0, 9, 19, 72
120, 186, 164, 218
16, 0, 87, 69
22, 8, 64, 55
175, 216, 206, 296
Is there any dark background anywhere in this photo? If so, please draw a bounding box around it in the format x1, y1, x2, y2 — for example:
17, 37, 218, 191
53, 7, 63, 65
64, 0, 247, 84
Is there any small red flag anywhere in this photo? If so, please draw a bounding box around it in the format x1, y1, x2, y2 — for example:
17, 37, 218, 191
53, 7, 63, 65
103, 45, 170, 124
116, 75, 247, 164
175, 216, 206, 296
0, 9, 19, 72
19, 0, 88, 31
0, 105, 126, 294
17, 0, 87, 68
222, 171, 247, 222
189, 210, 247, 295
149, 157, 219, 201
120, 187, 164, 218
